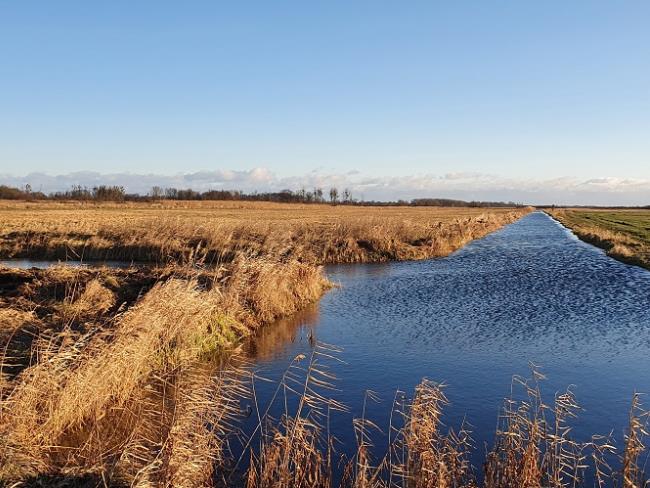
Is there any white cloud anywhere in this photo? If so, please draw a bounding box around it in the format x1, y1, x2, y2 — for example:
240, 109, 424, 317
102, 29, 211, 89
1, 169, 649, 206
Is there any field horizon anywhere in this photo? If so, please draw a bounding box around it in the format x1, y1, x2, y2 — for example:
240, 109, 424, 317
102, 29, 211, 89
2, 2, 650, 485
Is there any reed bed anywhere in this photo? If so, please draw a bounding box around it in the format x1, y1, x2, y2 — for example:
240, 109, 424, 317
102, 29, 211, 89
237, 349, 649, 488
0, 200, 528, 264
1, 267, 648, 486
0, 258, 330, 486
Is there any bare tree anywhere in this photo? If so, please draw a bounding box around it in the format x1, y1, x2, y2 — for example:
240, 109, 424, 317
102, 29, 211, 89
329, 187, 339, 204
150, 186, 164, 200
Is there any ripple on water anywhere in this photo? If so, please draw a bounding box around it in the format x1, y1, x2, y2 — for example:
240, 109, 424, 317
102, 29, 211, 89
320, 212, 650, 359
247, 211, 650, 476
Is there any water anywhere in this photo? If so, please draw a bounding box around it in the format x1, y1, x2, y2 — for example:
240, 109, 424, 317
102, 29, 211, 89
0, 259, 139, 269
245, 211, 650, 474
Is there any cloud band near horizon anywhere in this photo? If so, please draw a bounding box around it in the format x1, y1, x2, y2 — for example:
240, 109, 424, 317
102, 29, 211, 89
1, 169, 649, 206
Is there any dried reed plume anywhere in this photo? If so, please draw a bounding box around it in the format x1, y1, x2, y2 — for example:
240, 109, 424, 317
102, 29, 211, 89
239, 355, 648, 488
0, 256, 330, 486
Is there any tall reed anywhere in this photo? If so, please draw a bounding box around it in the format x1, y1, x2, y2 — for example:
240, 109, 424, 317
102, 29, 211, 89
0, 257, 330, 485
237, 354, 648, 488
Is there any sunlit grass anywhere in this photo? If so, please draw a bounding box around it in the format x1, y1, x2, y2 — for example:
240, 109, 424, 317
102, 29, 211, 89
549, 209, 650, 269
0, 200, 529, 264
0, 200, 529, 485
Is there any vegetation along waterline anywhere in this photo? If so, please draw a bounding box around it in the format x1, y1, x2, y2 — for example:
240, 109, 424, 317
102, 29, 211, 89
0, 201, 530, 486
235, 348, 648, 488
1, 205, 649, 486
0, 200, 528, 264
548, 209, 650, 270
237, 211, 650, 488
3, 0, 649, 485
0, 259, 330, 486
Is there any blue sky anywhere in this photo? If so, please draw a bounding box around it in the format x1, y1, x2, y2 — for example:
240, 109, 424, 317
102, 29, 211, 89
1, 1, 649, 203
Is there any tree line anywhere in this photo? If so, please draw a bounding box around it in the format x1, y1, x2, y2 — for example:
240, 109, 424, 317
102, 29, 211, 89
0, 184, 131, 202
147, 185, 356, 204
0, 183, 525, 207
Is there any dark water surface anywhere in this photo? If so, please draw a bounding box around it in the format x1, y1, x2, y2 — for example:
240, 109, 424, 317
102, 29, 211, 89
245, 211, 650, 471
0, 259, 139, 269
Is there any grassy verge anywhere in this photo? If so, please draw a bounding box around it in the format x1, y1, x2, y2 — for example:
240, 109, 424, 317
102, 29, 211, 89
548, 209, 650, 269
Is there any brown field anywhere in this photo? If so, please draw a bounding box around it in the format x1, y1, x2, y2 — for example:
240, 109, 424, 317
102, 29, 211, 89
0, 200, 528, 264
548, 208, 650, 270
8, 202, 646, 486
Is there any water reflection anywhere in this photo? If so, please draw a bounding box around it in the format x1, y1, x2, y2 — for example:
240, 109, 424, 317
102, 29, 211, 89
244, 303, 321, 361
0, 259, 137, 269
325, 261, 393, 280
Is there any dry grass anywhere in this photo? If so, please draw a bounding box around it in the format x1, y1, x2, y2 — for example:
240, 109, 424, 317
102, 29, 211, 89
238, 353, 649, 488
1, 203, 647, 486
0, 200, 528, 264
0, 258, 330, 486
549, 209, 650, 269
0, 200, 530, 485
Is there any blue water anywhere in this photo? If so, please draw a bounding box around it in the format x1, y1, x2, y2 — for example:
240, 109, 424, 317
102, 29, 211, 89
244, 211, 650, 476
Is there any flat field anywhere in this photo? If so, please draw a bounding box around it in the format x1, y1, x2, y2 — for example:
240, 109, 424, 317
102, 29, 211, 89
0, 200, 527, 264
549, 208, 650, 269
